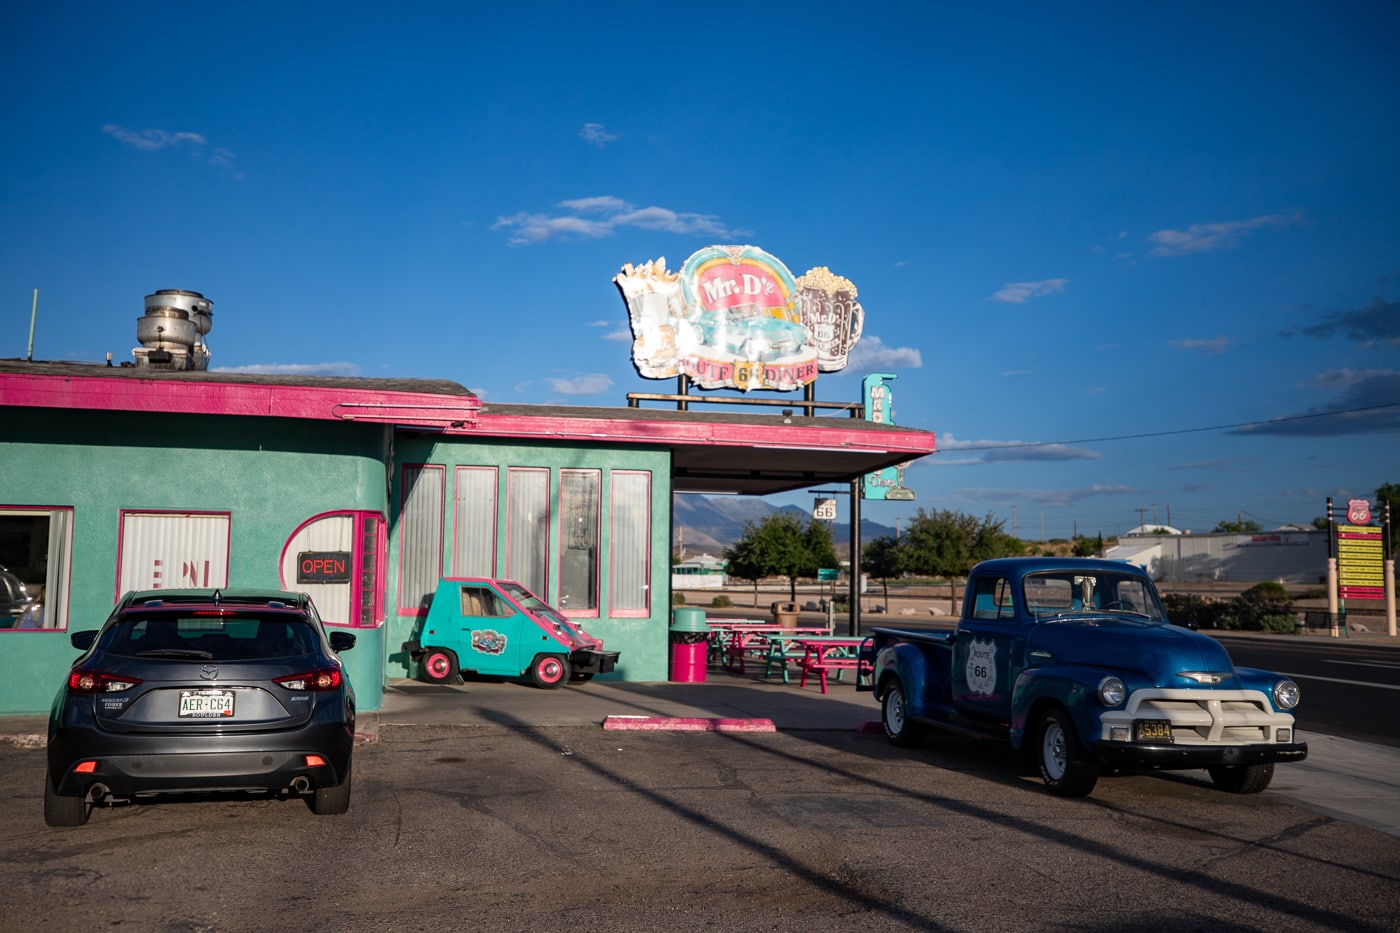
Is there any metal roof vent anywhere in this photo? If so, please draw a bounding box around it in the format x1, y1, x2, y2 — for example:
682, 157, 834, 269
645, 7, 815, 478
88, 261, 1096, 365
133, 289, 214, 370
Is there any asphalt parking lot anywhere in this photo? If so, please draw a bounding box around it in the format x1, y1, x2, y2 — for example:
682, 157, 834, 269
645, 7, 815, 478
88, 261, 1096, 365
2, 675, 1399, 932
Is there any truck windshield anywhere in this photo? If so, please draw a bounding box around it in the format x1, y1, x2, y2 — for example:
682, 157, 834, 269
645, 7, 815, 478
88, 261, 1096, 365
1021, 572, 1167, 622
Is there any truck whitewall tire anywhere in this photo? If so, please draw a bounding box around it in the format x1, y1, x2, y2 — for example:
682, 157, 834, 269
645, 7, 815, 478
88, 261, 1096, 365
882, 679, 925, 748
1036, 707, 1098, 797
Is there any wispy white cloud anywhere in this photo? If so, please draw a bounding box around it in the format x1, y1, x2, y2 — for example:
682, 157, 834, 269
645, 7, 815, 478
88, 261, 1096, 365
546, 373, 614, 395
102, 124, 244, 178
989, 278, 1067, 303
212, 361, 360, 376
602, 328, 632, 342
949, 484, 1138, 509
1148, 212, 1300, 257
580, 123, 619, 147
844, 335, 921, 371
1170, 337, 1230, 355
933, 431, 1101, 464
1229, 369, 1400, 437
1285, 297, 1400, 348
493, 196, 741, 245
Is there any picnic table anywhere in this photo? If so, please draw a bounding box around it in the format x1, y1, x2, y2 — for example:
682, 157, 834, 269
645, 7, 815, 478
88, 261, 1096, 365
796, 636, 874, 693
706, 621, 828, 674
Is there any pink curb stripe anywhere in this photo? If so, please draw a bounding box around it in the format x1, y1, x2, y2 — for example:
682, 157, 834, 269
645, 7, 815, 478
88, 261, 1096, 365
602, 715, 776, 733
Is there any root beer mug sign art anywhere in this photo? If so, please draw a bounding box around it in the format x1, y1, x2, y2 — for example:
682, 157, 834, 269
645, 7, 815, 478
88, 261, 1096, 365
614, 245, 864, 391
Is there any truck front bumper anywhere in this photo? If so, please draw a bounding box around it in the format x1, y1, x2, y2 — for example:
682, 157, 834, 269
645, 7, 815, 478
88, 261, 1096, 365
1092, 740, 1308, 769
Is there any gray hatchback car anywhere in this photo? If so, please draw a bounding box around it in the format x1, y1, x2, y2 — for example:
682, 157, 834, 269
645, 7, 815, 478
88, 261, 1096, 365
45, 587, 355, 826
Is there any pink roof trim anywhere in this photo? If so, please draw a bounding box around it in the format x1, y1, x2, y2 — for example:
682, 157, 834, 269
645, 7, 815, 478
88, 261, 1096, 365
0, 372, 480, 428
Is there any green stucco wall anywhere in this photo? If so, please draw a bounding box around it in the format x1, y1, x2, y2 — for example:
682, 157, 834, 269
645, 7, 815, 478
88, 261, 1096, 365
386, 438, 674, 683
0, 408, 390, 714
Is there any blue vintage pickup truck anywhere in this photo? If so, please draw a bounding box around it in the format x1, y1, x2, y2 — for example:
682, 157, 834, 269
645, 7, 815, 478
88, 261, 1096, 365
859, 557, 1307, 797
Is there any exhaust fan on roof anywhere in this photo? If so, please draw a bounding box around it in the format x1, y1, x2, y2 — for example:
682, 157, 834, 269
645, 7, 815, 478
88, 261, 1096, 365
133, 290, 213, 370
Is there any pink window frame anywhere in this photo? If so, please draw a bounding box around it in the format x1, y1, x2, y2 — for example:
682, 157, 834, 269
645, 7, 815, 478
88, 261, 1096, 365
608, 470, 652, 618
278, 510, 386, 629
397, 464, 445, 616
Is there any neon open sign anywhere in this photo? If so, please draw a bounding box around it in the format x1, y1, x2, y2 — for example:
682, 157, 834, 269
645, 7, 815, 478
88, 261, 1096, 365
297, 551, 352, 584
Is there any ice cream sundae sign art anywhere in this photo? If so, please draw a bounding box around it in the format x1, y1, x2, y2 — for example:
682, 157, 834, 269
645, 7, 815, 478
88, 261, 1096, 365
614, 245, 864, 392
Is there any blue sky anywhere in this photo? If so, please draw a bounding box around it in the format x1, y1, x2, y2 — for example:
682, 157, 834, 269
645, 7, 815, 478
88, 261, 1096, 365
3, 2, 1397, 539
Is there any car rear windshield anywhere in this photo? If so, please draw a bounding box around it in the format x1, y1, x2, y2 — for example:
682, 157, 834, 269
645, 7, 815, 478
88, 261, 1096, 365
100, 611, 321, 661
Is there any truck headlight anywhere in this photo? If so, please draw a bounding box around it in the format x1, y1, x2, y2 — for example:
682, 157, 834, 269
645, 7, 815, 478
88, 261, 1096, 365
1098, 676, 1126, 707
1273, 679, 1300, 710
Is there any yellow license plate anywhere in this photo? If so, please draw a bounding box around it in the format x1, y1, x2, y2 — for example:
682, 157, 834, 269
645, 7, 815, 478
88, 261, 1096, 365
1134, 719, 1173, 742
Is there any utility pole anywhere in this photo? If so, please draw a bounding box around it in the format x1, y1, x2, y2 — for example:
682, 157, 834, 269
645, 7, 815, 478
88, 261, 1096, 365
1011, 504, 1017, 538
1137, 507, 1147, 529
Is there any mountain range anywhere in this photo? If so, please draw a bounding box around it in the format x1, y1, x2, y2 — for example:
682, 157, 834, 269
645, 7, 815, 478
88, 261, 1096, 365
672, 493, 897, 559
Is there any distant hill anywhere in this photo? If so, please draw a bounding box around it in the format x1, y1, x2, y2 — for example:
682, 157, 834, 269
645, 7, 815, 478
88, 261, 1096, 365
672, 493, 896, 558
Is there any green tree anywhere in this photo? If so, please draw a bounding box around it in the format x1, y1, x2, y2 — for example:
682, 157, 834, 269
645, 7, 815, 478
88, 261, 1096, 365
1213, 518, 1263, 533
1377, 483, 1400, 552
722, 531, 766, 605
1071, 535, 1098, 557
863, 535, 904, 607
900, 508, 1021, 578
722, 512, 835, 603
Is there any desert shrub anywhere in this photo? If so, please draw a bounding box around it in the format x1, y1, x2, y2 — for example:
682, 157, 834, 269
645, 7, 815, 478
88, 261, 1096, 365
671, 591, 686, 606
1245, 581, 1289, 602
1215, 583, 1297, 634
710, 594, 733, 608
1162, 593, 1228, 629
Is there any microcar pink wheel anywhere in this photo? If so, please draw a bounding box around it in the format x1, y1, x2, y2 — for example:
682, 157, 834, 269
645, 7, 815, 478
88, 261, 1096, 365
422, 648, 459, 684
530, 654, 570, 689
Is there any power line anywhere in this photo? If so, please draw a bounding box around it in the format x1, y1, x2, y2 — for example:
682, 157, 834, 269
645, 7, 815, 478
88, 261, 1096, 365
946, 401, 1400, 452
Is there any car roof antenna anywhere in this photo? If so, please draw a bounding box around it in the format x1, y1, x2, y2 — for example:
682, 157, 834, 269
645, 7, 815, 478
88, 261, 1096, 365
212, 588, 223, 604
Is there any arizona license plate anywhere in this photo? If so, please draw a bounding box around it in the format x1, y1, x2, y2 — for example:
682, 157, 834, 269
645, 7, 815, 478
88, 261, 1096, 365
179, 689, 234, 718
1134, 719, 1173, 742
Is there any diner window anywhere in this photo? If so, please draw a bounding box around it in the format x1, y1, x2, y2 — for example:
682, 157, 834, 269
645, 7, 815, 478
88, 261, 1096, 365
398, 465, 444, 614
609, 471, 651, 616
0, 506, 73, 631
557, 469, 600, 614
280, 511, 384, 627
453, 466, 498, 577
117, 511, 230, 596
506, 468, 549, 597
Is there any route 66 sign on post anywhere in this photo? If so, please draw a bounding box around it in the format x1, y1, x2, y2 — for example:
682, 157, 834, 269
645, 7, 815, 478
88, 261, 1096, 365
1347, 499, 1372, 525
813, 497, 838, 521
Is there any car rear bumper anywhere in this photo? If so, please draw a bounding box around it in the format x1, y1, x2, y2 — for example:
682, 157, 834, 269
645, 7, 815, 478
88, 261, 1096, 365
52, 746, 350, 797
49, 719, 353, 798
1092, 740, 1308, 769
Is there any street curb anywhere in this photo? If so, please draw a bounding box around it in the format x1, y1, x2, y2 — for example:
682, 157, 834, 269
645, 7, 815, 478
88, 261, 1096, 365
602, 715, 776, 733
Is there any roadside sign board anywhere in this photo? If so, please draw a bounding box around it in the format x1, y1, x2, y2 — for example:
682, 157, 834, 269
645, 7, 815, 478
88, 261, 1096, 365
813, 497, 838, 521
1336, 524, 1385, 600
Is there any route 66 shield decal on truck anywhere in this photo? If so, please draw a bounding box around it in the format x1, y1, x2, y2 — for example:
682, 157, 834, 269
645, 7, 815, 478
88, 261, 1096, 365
965, 638, 997, 697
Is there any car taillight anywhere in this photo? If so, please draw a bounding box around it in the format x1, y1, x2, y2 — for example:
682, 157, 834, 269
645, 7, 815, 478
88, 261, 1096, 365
274, 669, 343, 692
68, 668, 142, 694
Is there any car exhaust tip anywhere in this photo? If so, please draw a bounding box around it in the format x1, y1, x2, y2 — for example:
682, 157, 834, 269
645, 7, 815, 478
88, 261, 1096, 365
291, 776, 310, 794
